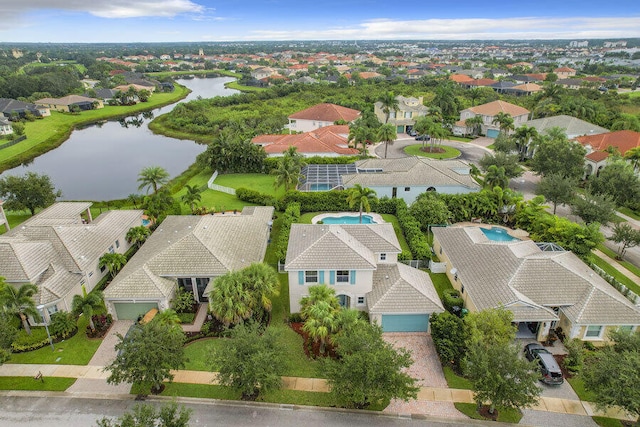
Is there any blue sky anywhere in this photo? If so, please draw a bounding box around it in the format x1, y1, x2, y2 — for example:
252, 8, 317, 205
1, 0, 640, 43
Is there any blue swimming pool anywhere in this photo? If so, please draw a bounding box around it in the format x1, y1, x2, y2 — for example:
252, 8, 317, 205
481, 227, 520, 242
321, 214, 376, 224
142, 219, 151, 227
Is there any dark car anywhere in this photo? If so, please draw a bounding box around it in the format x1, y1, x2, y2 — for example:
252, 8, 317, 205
524, 343, 563, 385
408, 129, 418, 137
415, 134, 430, 141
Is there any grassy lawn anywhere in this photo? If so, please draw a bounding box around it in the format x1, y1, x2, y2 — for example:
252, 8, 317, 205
592, 416, 626, 427
0, 84, 190, 172
454, 402, 523, 423
447, 136, 473, 142
225, 81, 268, 92
403, 144, 461, 159
597, 244, 640, 278
566, 376, 597, 402
0, 377, 76, 391
429, 272, 454, 300
589, 254, 640, 295
618, 207, 640, 221
183, 338, 224, 371
442, 366, 473, 390
8, 315, 102, 365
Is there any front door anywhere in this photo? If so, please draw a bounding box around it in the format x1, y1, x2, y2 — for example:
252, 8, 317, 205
337, 294, 351, 309
392, 187, 397, 198
196, 278, 210, 302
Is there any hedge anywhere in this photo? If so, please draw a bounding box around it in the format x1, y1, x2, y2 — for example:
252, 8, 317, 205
280, 190, 353, 213
395, 199, 431, 260
236, 187, 277, 206
274, 202, 301, 261
442, 289, 464, 313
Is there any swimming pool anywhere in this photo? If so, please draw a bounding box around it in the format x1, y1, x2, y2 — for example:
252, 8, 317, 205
142, 218, 151, 227
321, 214, 376, 224
481, 227, 520, 242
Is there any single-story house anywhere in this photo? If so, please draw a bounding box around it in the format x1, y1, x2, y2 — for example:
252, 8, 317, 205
432, 226, 640, 344
374, 95, 428, 134
453, 100, 530, 138
35, 95, 104, 112
288, 103, 361, 133
0, 98, 50, 119
0, 200, 9, 232
0, 202, 142, 322
103, 206, 274, 320
285, 223, 444, 332
555, 67, 577, 79
252, 125, 359, 157
0, 117, 13, 135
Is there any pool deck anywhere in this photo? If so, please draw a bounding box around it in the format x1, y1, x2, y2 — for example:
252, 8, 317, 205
312, 212, 386, 224
452, 222, 530, 240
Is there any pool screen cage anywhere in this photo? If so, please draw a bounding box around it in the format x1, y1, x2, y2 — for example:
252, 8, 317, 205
298, 164, 357, 191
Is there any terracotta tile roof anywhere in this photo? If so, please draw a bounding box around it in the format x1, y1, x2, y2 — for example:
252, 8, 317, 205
582, 76, 606, 83
525, 73, 548, 81
511, 83, 543, 92
252, 125, 358, 155
450, 74, 474, 83
357, 72, 383, 79
574, 130, 640, 155
288, 103, 360, 122
467, 100, 530, 117
467, 78, 497, 86
586, 151, 609, 162
555, 67, 576, 72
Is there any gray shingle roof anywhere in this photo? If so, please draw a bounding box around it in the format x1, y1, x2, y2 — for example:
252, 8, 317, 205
368, 263, 444, 313
285, 224, 400, 271
525, 115, 609, 138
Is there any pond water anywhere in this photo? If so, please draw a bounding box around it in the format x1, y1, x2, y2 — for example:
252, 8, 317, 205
2, 76, 238, 201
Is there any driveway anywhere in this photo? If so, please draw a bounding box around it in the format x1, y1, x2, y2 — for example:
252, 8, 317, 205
382, 333, 466, 419
374, 135, 491, 165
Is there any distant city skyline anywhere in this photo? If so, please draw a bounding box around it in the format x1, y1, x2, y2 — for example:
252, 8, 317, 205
1, 0, 640, 43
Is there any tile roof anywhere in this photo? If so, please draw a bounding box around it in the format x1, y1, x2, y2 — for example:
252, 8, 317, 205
511, 83, 542, 92
35, 95, 99, 106
585, 151, 610, 162
252, 125, 358, 155
285, 224, 400, 271
574, 130, 640, 156
466, 100, 530, 118
449, 74, 475, 83
368, 263, 444, 313
433, 226, 640, 325
288, 103, 360, 122
525, 115, 609, 138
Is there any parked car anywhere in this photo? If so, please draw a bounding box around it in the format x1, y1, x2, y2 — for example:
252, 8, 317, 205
524, 343, 564, 385
408, 129, 418, 137
415, 134, 430, 141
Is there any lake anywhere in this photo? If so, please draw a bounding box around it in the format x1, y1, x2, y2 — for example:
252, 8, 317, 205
2, 76, 238, 201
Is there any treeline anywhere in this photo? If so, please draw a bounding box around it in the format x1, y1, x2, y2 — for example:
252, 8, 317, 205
0, 65, 83, 99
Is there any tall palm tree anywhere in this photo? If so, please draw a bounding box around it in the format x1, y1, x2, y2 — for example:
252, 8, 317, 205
137, 166, 170, 195
72, 291, 104, 332
346, 184, 377, 224
0, 281, 39, 335
377, 91, 399, 124
181, 184, 202, 214
272, 150, 305, 192
208, 272, 252, 327
513, 125, 539, 160
347, 124, 369, 152
127, 194, 143, 209
464, 116, 484, 137
126, 226, 151, 249
302, 300, 338, 355
376, 123, 397, 159
98, 252, 127, 280
624, 146, 640, 172
242, 263, 280, 315
483, 165, 509, 190
492, 112, 515, 136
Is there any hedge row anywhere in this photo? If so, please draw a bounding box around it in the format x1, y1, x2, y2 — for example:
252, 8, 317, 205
236, 187, 277, 206
275, 203, 301, 261
280, 190, 352, 213
395, 199, 431, 260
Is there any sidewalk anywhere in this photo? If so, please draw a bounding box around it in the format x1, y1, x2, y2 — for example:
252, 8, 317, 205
0, 363, 634, 422
593, 248, 640, 283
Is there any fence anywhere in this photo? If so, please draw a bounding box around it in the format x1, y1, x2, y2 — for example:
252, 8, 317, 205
399, 259, 430, 269
207, 170, 236, 195
0, 135, 26, 150
589, 262, 640, 305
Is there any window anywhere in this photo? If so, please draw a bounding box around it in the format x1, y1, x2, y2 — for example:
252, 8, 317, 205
115, 240, 120, 249
357, 296, 365, 305
618, 325, 634, 333
99, 265, 106, 273
108, 245, 115, 254
336, 270, 349, 283
380, 253, 387, 261
89, 271, 94, 277
389, 111, 396, 118
305, 271, 318, 283
404, 111, 411, 118
47, 305, 59, 316
404, 187, 410, 192
461, 285, 465, 294
585, 325, 603, 338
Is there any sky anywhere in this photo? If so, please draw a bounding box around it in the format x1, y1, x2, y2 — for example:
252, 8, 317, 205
1, 0, 640, 43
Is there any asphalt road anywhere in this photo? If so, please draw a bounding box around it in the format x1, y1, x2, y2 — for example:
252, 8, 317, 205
0, 395, 510, 427
374, 137, 491, 164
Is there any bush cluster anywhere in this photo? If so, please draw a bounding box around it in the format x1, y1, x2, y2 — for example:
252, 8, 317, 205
280, 190, 352, 213
236, 187, 277, 207
442, 289, 464, 313
274, 203, 301, 261
395, 199, 431, 260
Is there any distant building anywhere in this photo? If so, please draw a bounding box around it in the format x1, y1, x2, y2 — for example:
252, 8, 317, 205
569, 41, 589, 48
374, 95, 428, 134
252, 125, 359, 157
453, 100, 530, 138
604, 41, 627, 48
287, 103, 360, 133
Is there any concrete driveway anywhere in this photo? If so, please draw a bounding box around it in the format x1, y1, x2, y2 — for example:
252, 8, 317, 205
374, 135, 491, 165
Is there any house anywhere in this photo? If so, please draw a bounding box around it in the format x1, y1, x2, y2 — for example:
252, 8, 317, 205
506, 83, 543, 96
252, 125, 359, 157
374, 95, 428, 134
574, 130, 640, 177
285, 223, 444, 332
0, 117, 13, 135
0, 98, 50, 119
453, 100, 530, 138
287, 103, 361, 133
525, 115, 609, 140
103, 206, 274, 320
555, 67, 577, 79
35, 95, 103, 112
432, 226, 640, 344
251, 67, 277, 80
0, 203, 142, 322
0, 200, 9, 232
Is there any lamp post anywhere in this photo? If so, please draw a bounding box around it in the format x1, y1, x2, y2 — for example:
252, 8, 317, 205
36, 305, 54, 352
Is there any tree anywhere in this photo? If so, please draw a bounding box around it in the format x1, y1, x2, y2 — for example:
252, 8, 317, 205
347, 124, 370, 152
137, 166, 170, 195
624, 146, 640, 172
151, 309, 181, 329
324, 321, 419, 409
143, 188, 177, 224
513, 125, 539, 160
409, 193, 451, 232
465, 306, 516, 349
97, 402, 192, 427
98, 252, 127, 280
106, 321, 186, 395
212, 322, 286, 400
430, 311, 468, 370
570, 190, 616, 225
465, 341, 541, 415
478, 152, 523, 179
272, 146, 305, 192
180, 184, 202, 214
376, 123, 397, 159
137, 89, 151, 103
588, 161, 640, 208
492, 112, 515, 135
0, 312, 18, 365
346, 184, 377, 224
609, 222, 640, 259
0, 281, 39, 335
72, 291, 104, 333
530, 131, 586, 179
240, 263, 280, 322
126, 226, 151, 249
208, 272, 252, 327
482, 165, 508, 190
127, 193, 143, 209
377, 91, 399, 124
0, 172, 62, 216
464, 116, 484, 137
535, 173, 578, 214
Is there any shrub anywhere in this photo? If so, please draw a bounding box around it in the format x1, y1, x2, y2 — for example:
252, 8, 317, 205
172, 287, 196, 313
442, 289, 464, 313
280, 190, 352, 213
235, 187, 277, 206
11, 328, 50, 353
274, 203, 301, 261
583, 341, 596, 351
289, 312, 303, 323
49, 312, 77, 339
264, 155, 361, 173
395, 199, 431, 260
563, 338, 584, 374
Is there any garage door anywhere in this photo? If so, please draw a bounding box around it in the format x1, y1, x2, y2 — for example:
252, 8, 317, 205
486, 129, 500, 139
381, 314, 429, 332
114, 302, 158, 320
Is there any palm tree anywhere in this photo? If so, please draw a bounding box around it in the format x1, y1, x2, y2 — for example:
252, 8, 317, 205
624, 146, 640, 172
302, 300, 338, 355
127, 194, 143, 209
513, 125, 539, 160
272, 148, 305, 192
98, 252, 127, 280
126, 226, 151, 249
347, 125, 369, 152
72, 291, 104, 332
208, 272, 252, 327
483, 165, 509, 189
137, 166, 170, 195
377, 91, 399, 123
242, 263, 280, 316
376, 123, 397, 159
430, 125, 449, 151
346, 184, 376, 224
464, 116, 484, 137
151, 309, 181, 329
181, 184, 202, 214
492, 112, 515, 136
0, 281, 39, 335
300, 285, 340, 313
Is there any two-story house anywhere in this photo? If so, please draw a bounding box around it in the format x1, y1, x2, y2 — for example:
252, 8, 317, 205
0, 117, 13, 136
285, 223, 443, 332
453, 100, 530, 138
287, 103, 360, 133
374, 95, 429, 134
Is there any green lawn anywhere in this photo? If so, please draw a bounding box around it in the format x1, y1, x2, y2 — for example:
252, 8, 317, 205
592, 416, 626, 427
447, 136, 473, 142
597, 244, 640, 278
8, 315, 102, 365
454, 402, 523, 423
0, 84, 190, 171
403, 144, 461, 159
0, 377, 76, 391
429, 272, 455, 301
589, 254, 640, 295
618, 207, 640, 221
183, 338, 224, 371
567, 376, 597, 402
442, 366, 473, 390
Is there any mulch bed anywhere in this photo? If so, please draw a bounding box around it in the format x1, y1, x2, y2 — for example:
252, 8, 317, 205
420, 147, 446, 153
290, 322, 336, 358
553, 354, 574, 379
478, 405, 499, 421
